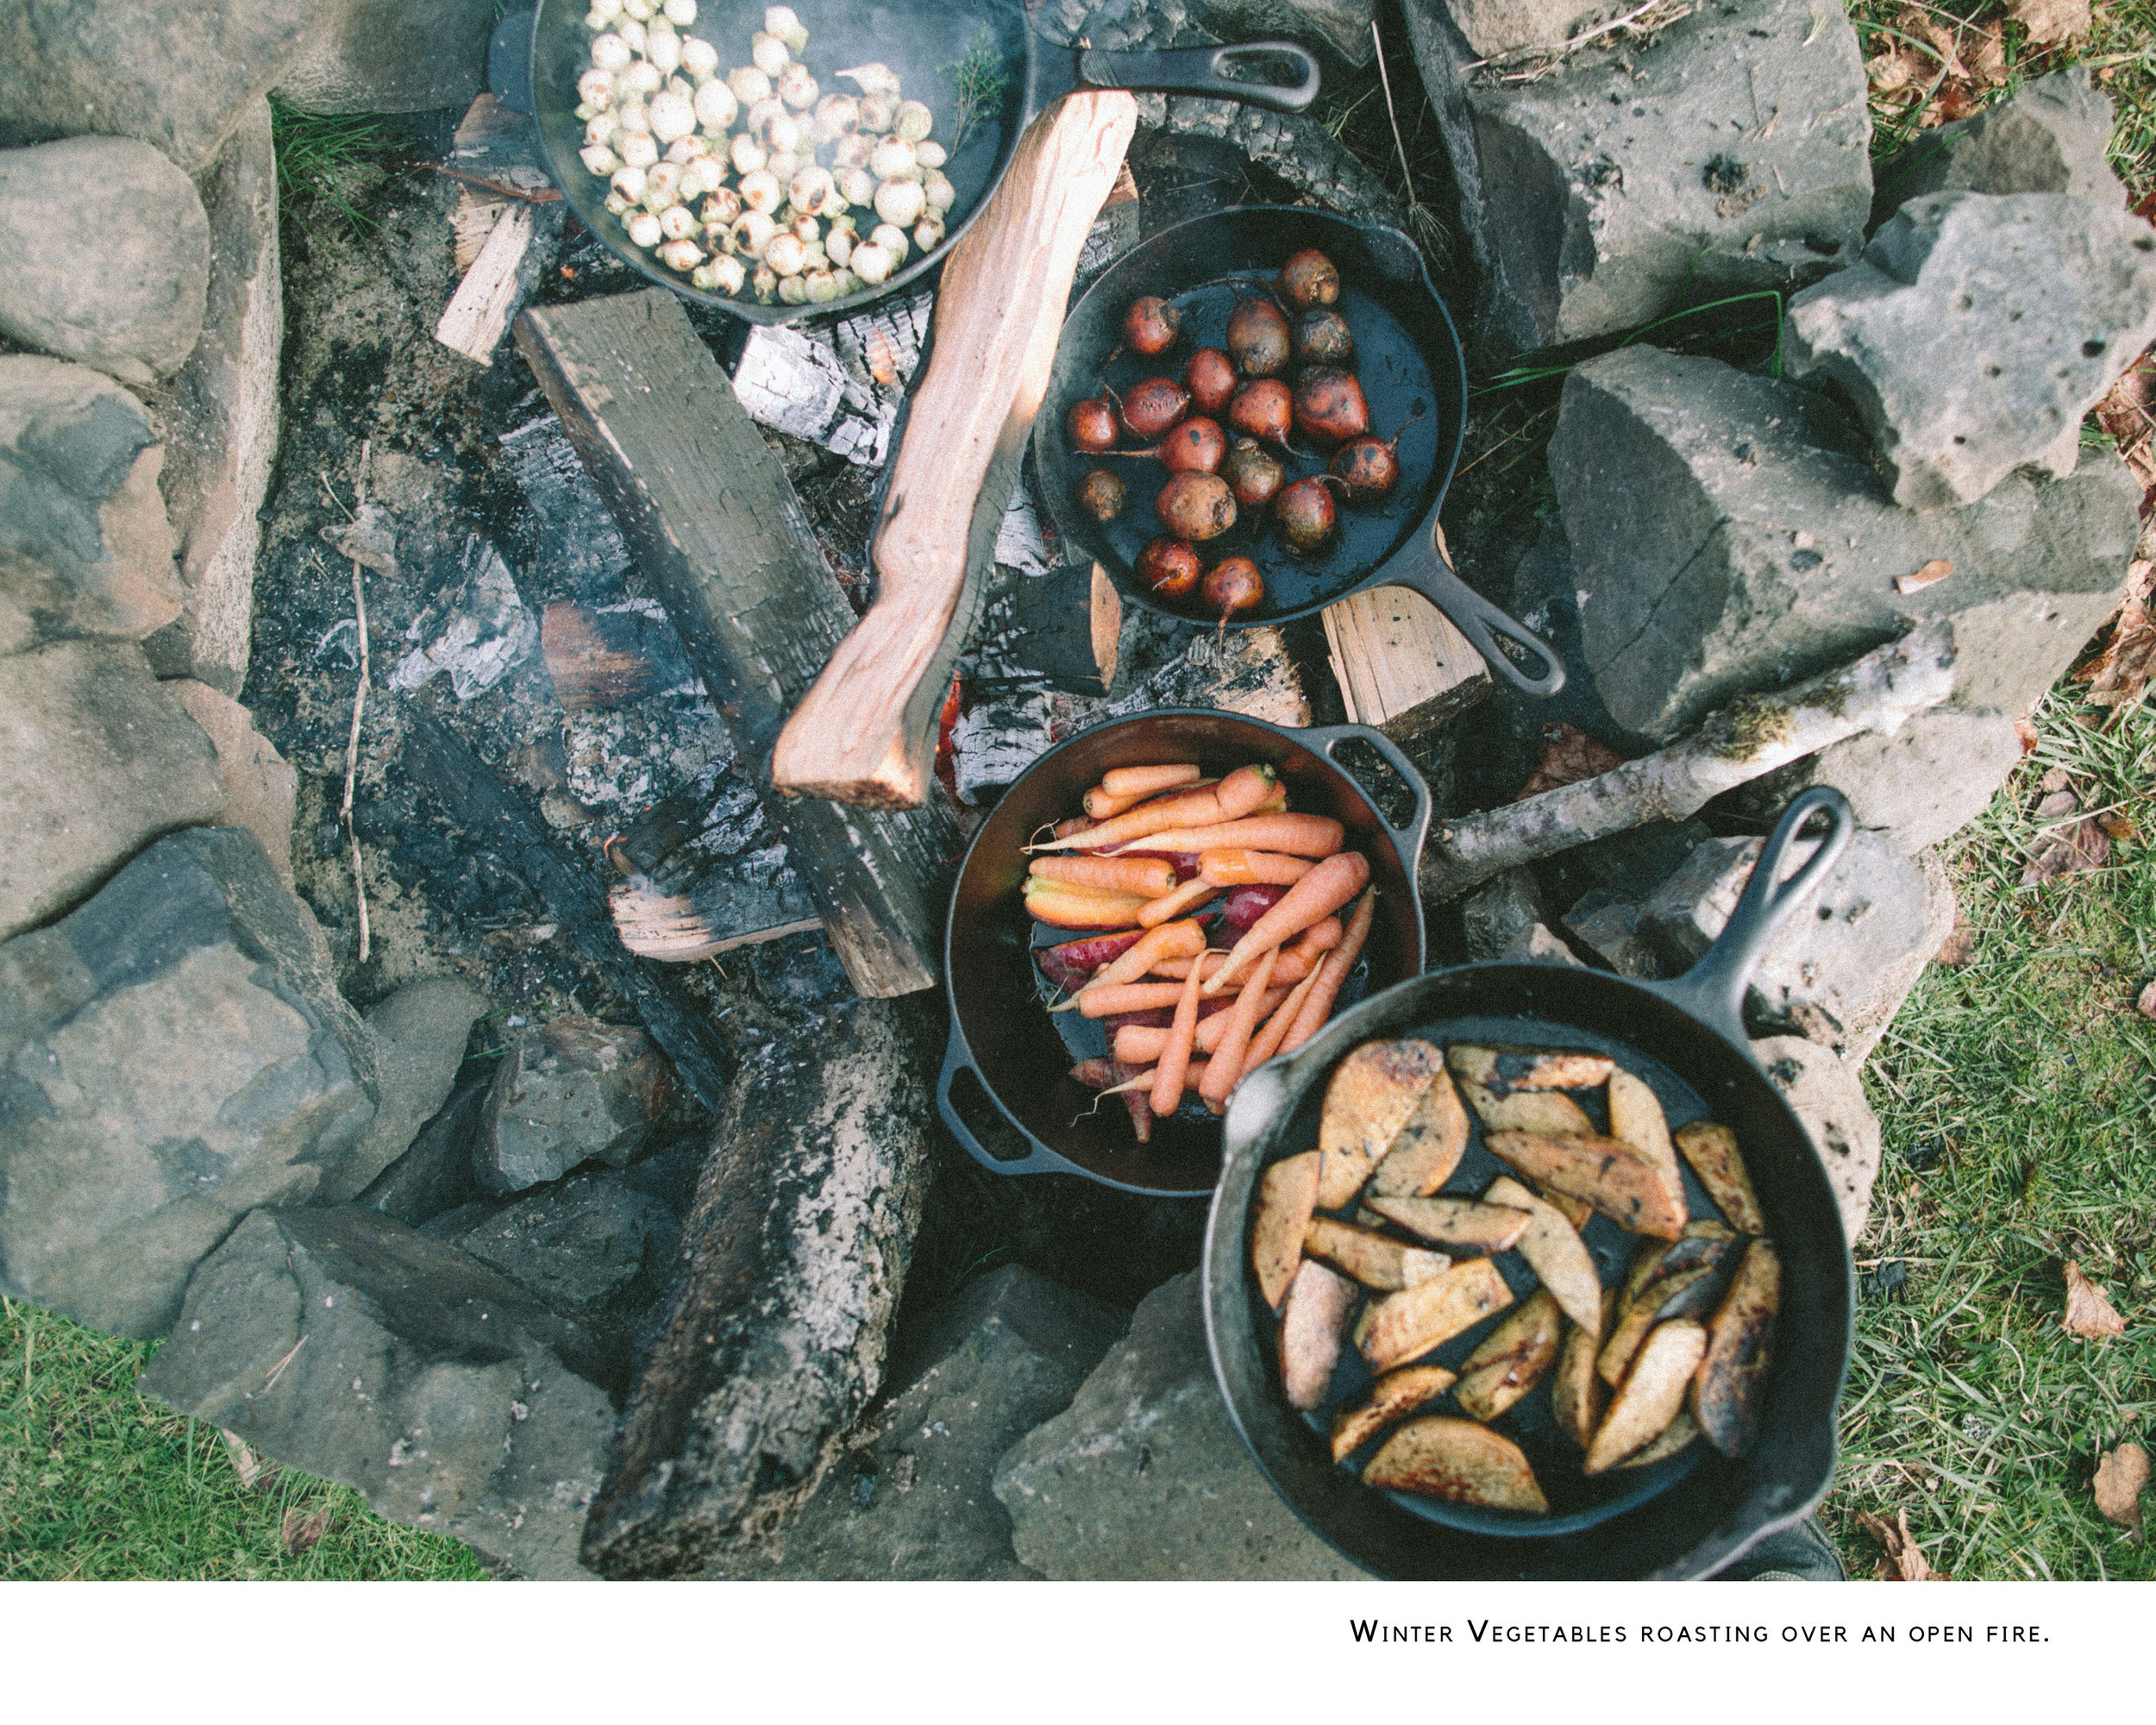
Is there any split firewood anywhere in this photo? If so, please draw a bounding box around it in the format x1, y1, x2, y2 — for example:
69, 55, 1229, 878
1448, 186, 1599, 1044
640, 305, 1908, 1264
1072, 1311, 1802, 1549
1419, 621, 1956, 900
1321, 526, 1491, 741
436, 96, 561, 366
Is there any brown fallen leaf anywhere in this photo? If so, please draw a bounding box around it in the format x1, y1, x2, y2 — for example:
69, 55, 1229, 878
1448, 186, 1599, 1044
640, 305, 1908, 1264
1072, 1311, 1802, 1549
2063, 1259, 2128, 1339
2093, 1442, 2148, 1534
2014, 718, 2040, 756
2021, 791, 2111, 885
2008, 0, 2091, 43
2137, 979, 2156, 1020
2099, 810, 2140, 842
1896, 8, 1967, 76
1896, 558, 1953, 594
1860, 1507, 1950, 1580
1516, 722, 1624, 800
1865, 50, 1919, 94
1963, 23, 2009, 85
2081, 561, 2155, 718
281, 1505, 332, 1557
1932, 919, 1977, 967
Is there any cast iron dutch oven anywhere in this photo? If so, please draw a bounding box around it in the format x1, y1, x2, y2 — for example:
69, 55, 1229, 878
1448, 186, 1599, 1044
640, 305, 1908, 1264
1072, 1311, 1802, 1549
1203, 787, 1859, 1579
1034, 206, 1565, 698
939, 709, 1432, 1198
504, 0, 1319, 323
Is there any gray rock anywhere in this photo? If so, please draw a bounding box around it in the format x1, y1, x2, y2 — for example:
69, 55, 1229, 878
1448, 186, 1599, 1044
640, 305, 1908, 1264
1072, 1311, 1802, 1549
1406, 0, 1871, 360
0, 0, 314, 175
0, 827, 379, 1338
707, 1266, 1127, 1580
1562, 888, 1659, 978
0, 354, 182, 656
0, 138, 209, 386
1757, 707, 2027, 855
0, 639, 224, 940
357, 1067, 491, 1226
329, 979, 490, 1203
139, 1206, 613, 1578
1547, 345, 2141, 740
478, 1016, 679, 1195
993, 1271, 1360, 1579
1443, 0, 1622, 57
159, 681, 298, 886
434, 1170, 680, 1336
1462, 867, 1548, 962
143, 101, 280, 694
1571, 820, 1715, 900
1787, 192, 2156, 511
273, 0, 497, 116
1872, 68, 2120, 223
1503, 922, 1588, 966
1752, 1035, 1882, 1241
1191, 0, 1377, 64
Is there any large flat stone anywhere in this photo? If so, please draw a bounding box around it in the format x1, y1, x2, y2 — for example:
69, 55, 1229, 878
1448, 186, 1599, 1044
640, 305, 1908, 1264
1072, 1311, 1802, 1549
1751, 707, 2027, 855
1752, 1035, 1881, 1241
1871, 68, 2120, 222
0, 639, 224, 940
355, 1066, 492, 1226
140, 1206, 614, 1578
273, 0, 497, 116
430, 1170, 681, 1338
1443, 0, 1622, 57
0, 827, 379, 1337
159, 681, 298, 886
1547, 344, 2140, 739
329, 977, 490, 1203
992, 1271, 1360, 1579
0, 354, 182, 657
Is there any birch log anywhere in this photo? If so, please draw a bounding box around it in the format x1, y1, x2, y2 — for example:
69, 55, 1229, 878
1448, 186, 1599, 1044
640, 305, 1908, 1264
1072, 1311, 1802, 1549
771, 91, 1139, 807
1420, 622, 1958, 900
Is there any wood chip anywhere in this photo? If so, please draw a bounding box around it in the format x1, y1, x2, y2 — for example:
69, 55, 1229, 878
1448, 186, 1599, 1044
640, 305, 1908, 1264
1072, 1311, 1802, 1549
1895, 559, 1953, 594
2093, 1442, 2148, 1533
2063, 1259, 2127, 1339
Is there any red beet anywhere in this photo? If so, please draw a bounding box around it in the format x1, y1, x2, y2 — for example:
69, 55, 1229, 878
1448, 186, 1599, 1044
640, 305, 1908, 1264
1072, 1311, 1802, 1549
1155, 471, 1237, 541
1183, 347, 1238, 414
1125, 295, 1182, 355
1330, 432, 1402, 505
1156, 416, 1225, 474
1135, 536, 1203, 596
1221, 883, 1288, 932
1293, 367, 1369, 446
1227, 378, 1294, 446
1226, 297, 1290, 377
1036, 928, 1147, 992
1076, 467, 1127, 520
1202, 555, 1264, 630
1277, 248, 1340, 310
1293, 306, 1354, 367
1275, 474, 1339, 552
1116, 376, 1191, 441
1221, 437, 1285, 511
1068, 396, 1119, 452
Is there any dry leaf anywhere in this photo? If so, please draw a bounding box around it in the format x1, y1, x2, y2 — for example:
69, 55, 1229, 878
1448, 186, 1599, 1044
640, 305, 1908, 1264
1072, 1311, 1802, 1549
2008, 0, 2091, 42
2014, 718, 2040, 756
1933, 920, 1977, 967
220, 1430, 274, 1493
2137, 979, 2156, 1020
1964, 23, 2009, 85
1517, 723, 1624, 800
1896, 558, 1954, 594
281, 1505, 331, 1556
2063, 1259, 2128, 1339
2094, 1443, 2148, 1533
2098, 810, 2140, 842
2092, 364, 2155, 450
1866, 51, 1919, 95
2021, 790, 2111, 884
2081, 561, 2155, 717
1896, 9, 1968, 76
1860, 1507, 1950, 1580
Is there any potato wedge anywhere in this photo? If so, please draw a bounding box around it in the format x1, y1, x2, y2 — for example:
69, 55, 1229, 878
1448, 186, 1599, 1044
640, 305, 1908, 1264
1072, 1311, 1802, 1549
1584, 1319, 1708, 1475
1448, 1044, 1614, 1094
1551, 1290, 1615, 1448
1279, 1258, 1360, 1410
1367, 1066, 1468, 1197
1363, 1417, 1548, 1514
1318, 1039, 1444, 1208
1459, 1080, 1595, 1138
1329, 1364, 1458, 1462
1607, 1068, 1688, 1222
1484, 1175, 1603, 1333
1618, 1223, 1739, 1311
1674, 1120, 1766, 1235
1596, 1261, 1724, 1387
1250, 1150, 1322, 1308
1354, 1257, 1514, 1375
1532, 1182, 1595, 1233
1483, 1131, 1688, 1239
1305, 1216, 1451, 1292
1453, 1289, 1563, 1422
1617, 1408, 1699, 1469
1360, 1194, 1532, 1253
1691, 1239, 1781, 1457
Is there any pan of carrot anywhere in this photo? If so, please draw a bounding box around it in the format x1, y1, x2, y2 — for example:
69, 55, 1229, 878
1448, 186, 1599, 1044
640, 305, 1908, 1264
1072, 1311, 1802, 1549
939, 707, 1430, 1196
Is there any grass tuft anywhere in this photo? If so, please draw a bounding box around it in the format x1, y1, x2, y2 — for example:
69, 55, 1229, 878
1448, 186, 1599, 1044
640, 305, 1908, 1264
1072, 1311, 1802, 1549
270, 96, 399, 234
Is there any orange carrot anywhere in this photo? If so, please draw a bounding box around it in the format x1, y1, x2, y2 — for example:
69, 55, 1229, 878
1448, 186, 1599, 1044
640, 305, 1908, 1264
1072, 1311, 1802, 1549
1101, 1057, 1209, 1098
1202, 851, 1371, 995
1150, 958, 1207, 1117
1283, 915, 1344, 959
1111, 988, 1295, 1060
1199, 848, 1317, 888
1137, 875, 1217, 927
1052, 815, 1095, 842
1028, 854, 1180, 898
1108, 813, 1344, 859
1077, 980, 1203, 1019
1102, 762, 1201, 799
1200, 948, 1281, 1112
1054, 917, 1206, 1004
1023, 877, 1152, 930
1026, 762, 1278, 852
1240, 968, 1323, 1074
1152, 946, 1320, 985
1082, 774, 1215, 821
1280, 887, 1377, 1054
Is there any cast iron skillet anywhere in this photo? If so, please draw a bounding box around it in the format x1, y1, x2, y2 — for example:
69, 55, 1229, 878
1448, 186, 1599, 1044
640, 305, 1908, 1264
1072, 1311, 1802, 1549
939, 709, 1432, 1198
1203, 787, 1858, 1578
511, 0, 1319, 323
1034, 207, 1564, 699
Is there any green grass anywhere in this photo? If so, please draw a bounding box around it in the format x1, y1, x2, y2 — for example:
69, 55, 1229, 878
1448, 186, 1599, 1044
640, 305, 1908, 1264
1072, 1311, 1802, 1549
269, 95, 400, 233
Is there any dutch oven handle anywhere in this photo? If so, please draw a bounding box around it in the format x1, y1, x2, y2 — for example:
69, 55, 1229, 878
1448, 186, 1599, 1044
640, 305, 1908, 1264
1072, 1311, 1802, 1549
1383, 518, 1565, 699
937, 1013, 1066, 1177
1298, 721, 1432, 887
492, 9, 537, 113
1077, 42, 1322, 113
1651, 787, 1857, 1046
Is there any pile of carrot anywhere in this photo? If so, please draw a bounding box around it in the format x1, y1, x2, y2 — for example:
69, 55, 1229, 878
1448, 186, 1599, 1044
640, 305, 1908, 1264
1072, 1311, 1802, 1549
1025, 759, 1378, 1142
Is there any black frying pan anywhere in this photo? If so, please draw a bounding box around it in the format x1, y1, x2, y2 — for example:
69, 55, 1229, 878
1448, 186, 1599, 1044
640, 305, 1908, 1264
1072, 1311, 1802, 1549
1202, 787, 1858, 1578
938, 709, 1432, 1198
1034, 207, 1564, 699
515, 0, 1319, 323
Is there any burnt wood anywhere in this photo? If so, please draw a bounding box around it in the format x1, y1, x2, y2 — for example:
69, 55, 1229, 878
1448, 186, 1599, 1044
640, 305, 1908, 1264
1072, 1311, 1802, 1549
514, 291, 956, 996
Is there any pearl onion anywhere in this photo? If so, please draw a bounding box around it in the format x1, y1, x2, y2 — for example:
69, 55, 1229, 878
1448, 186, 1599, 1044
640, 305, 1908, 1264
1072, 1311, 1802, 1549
914, 141, 946, 170
580, 144, 619, 177
765, 6, 807, 53
815, 94, 859, 135
874, 176, 924, 228
765, 149, 802, 181
585, 112, 618, 147
805, 268, 842, 304
578, 67, 617, 108
590, 32, 631, 71
729, 132, 767, 174
868, 137, 916, 182
622, 0, 653, 17
832, 133, 872, 172
835, 166, 874, 208
627, 209, 662, 248
645, 24, 680, 73
680, 35, 718, 79
728, 66, 771, 104
730, 210, 776, 258
622, 60, 662, 96
701, 185, 742, 226
837, 61, 900, 98
693, 80, 736, 130
789, 211, 820, 245
763, 111, 799, 154
696, 254, 746, 294
849, 240, 893, 285
777, 66, 817, 111
893, 100, 932, 142
751, 32, 791, 78
649, 89, 695, 142
661, 237, 705, 271
618, 129, 659, 169
604, 191, 632, 216
913, 216, 944, 254
923, 170, 954, 213
765, 232, 806, 276
615, 101, 649, 135
644, 160, 684, 205
610, 164, 649, 201
857, 94, 895, 133
778, 273, 810, 304
659, 203, 698, 241
680, 156, 724, 198
737, 168, 781, 214
825, 224, 854, 266
616, 18, 646, 53
871, 223, 909, 264
788, 166, 835, 217
662, 0, 697, 22
590, 0, 624, 18
664, 130, 708, 162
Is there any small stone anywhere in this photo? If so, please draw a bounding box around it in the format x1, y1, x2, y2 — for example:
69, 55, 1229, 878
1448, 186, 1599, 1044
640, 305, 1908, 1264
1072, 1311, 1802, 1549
0, 138, 209, 385
1501, 922, 1588, 967
1461, 867, 1547, 962
434, 1170, 681, 1336
329, 978, 491, 1203
1562, 889, 1659, 979
478, 1016, 680, 1195
1752, 1035, 1881, 1242
355, 1067, 492, 1226
159, 681, 299, 886
1872, 70, 2118, 223
273, 0, 498, 116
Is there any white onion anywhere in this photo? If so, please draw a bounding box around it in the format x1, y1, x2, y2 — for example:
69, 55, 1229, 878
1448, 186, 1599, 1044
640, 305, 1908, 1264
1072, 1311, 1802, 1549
751, 32, 790, 77
662, 0, 697, 22
914, 141, 946, 170
893, 99, 932, 142
874, 176, 924, 227
659, 203, 699, 241
645, 25, 681, 73
590, 32, 631, 71
835, 166, 874, 208
737, 168, 781, 214
729, 132, 767, 174
777, 66, 818, 111
680, 35, 718, 79
837, 61, 900, 97
648, 89, 695, 142
693, 80, 736, 129
765, 6, 808, 53
868, 137, 916, 181
610, 164, 648, 201
580, 144, 618, 177
788, 165, 836, 217
849, 241, 893, 284
730, 210, 776, 258
578, 67, 617, 107
618, 129, 658, 169
728, 65, 771, 104
626, 209, 662, 248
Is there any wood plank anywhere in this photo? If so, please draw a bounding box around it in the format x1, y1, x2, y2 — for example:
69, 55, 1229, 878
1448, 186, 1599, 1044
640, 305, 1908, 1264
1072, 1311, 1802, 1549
1322, 584, 1490, 742
513, 291, 956, 998
770, 91, 1139, 807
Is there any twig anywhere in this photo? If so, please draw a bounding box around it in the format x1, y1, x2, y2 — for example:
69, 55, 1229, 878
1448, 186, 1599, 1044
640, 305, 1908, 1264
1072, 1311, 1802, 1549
262, 1333, 309, 1389
422, 162, 563, 204
342, 442, 373, 964
1466, 0, 1695, 77
1371, 20, 1420, 210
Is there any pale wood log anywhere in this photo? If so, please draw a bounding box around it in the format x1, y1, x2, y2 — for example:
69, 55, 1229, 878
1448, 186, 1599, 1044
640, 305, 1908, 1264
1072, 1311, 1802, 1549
436, 201, 538, 364
1090, 561, 1123, 691
771, 91, 1139, 807
1322, 585, 1489, 740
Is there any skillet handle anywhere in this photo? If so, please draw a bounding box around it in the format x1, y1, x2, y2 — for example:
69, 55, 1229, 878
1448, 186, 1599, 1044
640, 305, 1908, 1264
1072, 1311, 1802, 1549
937, 1016, 1064, 1178
1386, 518, 1565, 699
1653, 787, 1856, 1045
1079, 43, 1322, 114
1298, 722, 1432, 885
492, 9, 536, 114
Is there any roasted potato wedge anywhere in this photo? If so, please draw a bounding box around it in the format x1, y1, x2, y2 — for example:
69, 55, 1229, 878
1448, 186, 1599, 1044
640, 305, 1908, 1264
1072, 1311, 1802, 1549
1617, 1408, 1699, 1469
1305, 1216, 1450, 1291
1483, 1131, 1688, 1239
1596, 1261, 1724, 1387
1691, 1238, 1781, 1457
1360, 1194, 1532, 1253
1484, 1175, 1603, 1333
1459, 1080, 1595, 1138
1551, 1289, 1615, 1447
1318, 1039, 1444, 1208
1251, 1150, 1322, 1308
1279, 1258, 1359, 1410
1354, 1257, 1514, 1375
1367, 1066, 1468, 1197
1532, 1182, 1595, 1232
1363, 1417, 1548, 1514
1674, 1120, 1766, 1235
1453, 1288, 1563, 1423
1329, 1364, 1458, 1462
1607, 1068, 1688, 1220
1584, 1318, 1708, 1475
1617, 1223, 1739, 1311
1448, 1044, 1614, 1094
